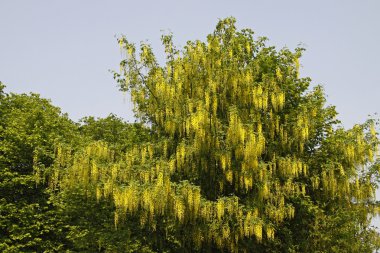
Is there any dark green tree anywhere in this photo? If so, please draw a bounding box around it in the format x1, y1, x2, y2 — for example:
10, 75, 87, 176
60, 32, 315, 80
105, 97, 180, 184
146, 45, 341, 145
0, 83, 79, 252
0, 82, 155, 252
79, 114, 150, 153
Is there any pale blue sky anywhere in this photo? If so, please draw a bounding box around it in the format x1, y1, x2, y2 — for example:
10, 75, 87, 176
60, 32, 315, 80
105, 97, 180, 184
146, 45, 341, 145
1, 0, 380, 226
1, 0, 379, 126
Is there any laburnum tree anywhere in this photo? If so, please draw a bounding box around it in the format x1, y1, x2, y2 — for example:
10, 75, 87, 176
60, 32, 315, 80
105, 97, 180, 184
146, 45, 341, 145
52, 18, 380, 252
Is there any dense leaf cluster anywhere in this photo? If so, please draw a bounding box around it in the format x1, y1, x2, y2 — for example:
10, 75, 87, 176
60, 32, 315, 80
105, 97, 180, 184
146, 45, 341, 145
0, 84, 152, 252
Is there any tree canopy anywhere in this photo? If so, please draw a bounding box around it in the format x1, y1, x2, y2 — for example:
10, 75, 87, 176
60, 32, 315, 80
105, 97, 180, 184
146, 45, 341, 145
0, 85, 79, 252
51, 18, 380, 252
1, 17, 380, 252
0, 84, 152, 252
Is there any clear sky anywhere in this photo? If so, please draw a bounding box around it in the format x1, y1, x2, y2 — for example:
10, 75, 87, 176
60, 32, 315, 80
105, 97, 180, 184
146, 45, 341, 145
1, 0, 379, 125
1, 0, 380, 225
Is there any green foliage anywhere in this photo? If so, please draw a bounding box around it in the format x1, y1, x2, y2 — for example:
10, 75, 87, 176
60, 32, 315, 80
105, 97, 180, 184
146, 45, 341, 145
0, 85, 78, 252
0, 84, 153, 252
51, 115, 154, 252
79, 114, 150, 154
51, 186, 158, 253
0, 90, 78, 175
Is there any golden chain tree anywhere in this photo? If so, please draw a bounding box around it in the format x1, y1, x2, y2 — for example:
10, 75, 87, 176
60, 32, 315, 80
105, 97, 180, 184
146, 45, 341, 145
53, 18, 380, 252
